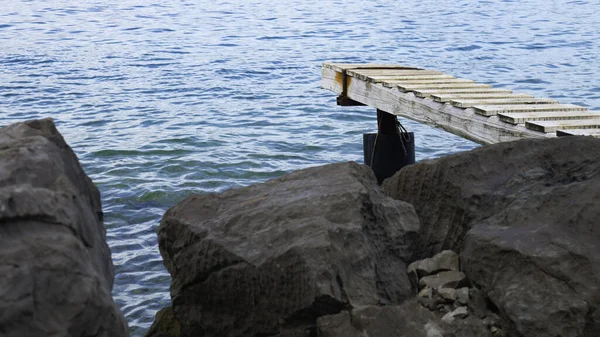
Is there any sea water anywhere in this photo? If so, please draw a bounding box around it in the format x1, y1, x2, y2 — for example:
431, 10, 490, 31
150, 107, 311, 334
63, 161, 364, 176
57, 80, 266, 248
1, 0, 599, 335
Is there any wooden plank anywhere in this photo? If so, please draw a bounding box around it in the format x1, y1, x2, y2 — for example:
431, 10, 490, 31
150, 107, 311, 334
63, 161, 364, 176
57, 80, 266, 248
413, 88, 513, 98
349, 69, 444, 78
498, 111, 600, 125
432, 93, 531, 102
381, 78, 475, 88
556, 129, 600, 137
369, 74, 456, 81
323, 63, 420, 72
451, 98, 557, 108
474, 104, 587, 117
526, 119, 600, 133
321, 67, 548, 144
321, 66, 345, 93
398, 83, 492, 92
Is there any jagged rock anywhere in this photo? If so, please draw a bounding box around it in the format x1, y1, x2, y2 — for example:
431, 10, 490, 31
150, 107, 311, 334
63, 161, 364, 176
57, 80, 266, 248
419, 271, 467, 290
383, 136, 600, 337
315, 311, 359, 337
452, 306, 469, 319
147, 161, 421, 337
468, 287, 489, 319
442, 312, 454, 324
450, 316, 494, 337
424, 322, 444, 337
482, 313, 502, 329
318, 300, 490, 337
318, 300, 439, 337
407, 250, 460, 283
441, 306, 468, 323
0, 119, 127, 337
441, 313, 453, 324
463, 222, 599, 337
419, 287, 433, 298
456, 287, 469, 305
145, 307, 181, 337
418, 296, 438, 311
438, 288, 458, 303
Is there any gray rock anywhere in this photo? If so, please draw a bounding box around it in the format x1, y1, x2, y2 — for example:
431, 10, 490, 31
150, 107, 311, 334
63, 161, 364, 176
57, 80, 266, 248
0, 119, 127, 337
450, 316, 494, 337
319, 300, 439, 337
441, 312, 455, 324
419, 287, 433, 299
315, 311, 360, 337
407, 250, 460, 283
438, 288, 457, 303
425, 321, 444, 337
419, 271, 467, 290
383, 136, 600, 337
148, 161, 421, 337
451, 306, 469, 319
418, 296, 439, 311
145, 307, 181, 337
456, 287, 470, 305
468, 287, 489, 319
463, 223, 599, 337
317, 300, 491, 337
441, 306, 468, 324
492, 327, 507, 337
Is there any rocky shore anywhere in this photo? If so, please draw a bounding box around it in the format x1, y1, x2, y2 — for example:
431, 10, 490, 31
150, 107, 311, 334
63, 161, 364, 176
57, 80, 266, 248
147, 135, 599, 337
0, 118, 598, 337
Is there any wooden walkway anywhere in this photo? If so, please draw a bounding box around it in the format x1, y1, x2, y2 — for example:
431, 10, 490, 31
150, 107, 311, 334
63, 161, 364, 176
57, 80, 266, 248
321, 62, 600, 144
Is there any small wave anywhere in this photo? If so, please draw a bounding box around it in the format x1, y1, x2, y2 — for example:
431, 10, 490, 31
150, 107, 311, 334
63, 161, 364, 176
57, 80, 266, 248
93, 149, 192, 157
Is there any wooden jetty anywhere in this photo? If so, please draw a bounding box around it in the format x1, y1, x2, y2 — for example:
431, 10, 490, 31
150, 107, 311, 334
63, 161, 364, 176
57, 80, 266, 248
321, 62, 600, 144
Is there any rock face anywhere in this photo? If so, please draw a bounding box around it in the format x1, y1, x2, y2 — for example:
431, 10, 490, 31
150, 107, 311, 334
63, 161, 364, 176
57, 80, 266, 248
383, 136, 600, 337
0, 119, 128, 337
407, 249, 460, 285
316, 299, 492, 337
148, 161, 421, 337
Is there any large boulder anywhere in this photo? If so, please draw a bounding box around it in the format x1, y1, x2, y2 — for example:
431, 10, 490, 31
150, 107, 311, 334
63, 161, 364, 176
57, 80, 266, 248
316, 299, 492, 337
383, 136, 600, 337
0, 119, 128, 336
148, 161, 421, 337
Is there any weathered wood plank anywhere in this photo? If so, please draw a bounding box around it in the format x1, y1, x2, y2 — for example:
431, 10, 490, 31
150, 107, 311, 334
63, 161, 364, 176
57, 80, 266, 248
348, 69, 444, 79
323, 63, 420, 72
526, 119, 600, 133
398, 83, 492, 92
384, 78, 473, 84
321, 62, 596, 144
321, 66, 345, 93
498, 111, 600, 125
369, 74, 456, 81
451, 98, 557, 108
336, 71, 548, 144
556, 129, 600, 137
414, 89, 513, 98
381, 78, 475, 88
474, 103, 587, 116
432, 93, 531, 102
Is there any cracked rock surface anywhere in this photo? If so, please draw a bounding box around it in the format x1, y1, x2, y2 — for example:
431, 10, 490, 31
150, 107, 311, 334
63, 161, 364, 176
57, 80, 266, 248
147, 161, 421, 337
0, 118, 128, 337
383, 136, 600, 337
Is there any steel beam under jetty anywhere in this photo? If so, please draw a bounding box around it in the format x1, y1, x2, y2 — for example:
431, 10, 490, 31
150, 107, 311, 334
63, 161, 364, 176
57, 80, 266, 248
321, 62, 600, 144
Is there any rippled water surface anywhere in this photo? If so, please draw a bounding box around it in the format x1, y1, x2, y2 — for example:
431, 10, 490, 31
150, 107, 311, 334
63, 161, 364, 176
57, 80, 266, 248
1, 0, 599, 335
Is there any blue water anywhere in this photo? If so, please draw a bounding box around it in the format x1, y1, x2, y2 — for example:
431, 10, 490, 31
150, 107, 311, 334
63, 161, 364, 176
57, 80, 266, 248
1, 0, 599, 335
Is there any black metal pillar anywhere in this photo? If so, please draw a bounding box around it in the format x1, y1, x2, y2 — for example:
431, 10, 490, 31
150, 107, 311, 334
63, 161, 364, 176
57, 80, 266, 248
364, 109, 415, 184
